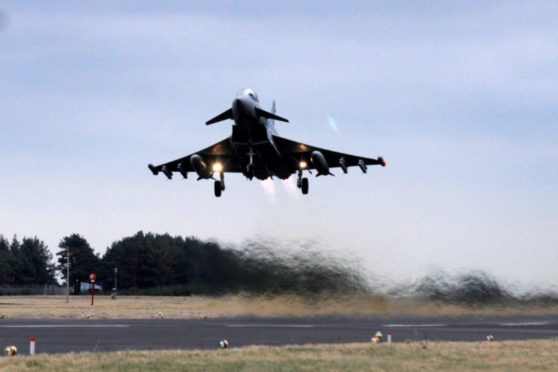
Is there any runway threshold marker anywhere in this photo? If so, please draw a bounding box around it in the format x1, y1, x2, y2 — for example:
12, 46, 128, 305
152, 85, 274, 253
29, 336, 36, 355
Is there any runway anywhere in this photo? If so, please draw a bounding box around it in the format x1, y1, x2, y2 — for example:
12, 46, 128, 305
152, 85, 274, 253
1, 315, 557, 354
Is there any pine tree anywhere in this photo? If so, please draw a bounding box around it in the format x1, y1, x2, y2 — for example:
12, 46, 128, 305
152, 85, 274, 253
57, 234, 99, 294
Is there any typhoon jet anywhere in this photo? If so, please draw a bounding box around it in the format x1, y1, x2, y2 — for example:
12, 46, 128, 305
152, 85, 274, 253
148, 88, 386, 197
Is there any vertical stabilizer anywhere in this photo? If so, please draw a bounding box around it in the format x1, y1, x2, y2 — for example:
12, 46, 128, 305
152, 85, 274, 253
269, 100, 277, 134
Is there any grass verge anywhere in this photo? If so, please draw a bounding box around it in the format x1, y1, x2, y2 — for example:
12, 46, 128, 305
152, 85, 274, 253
1, 340, 557, 371
2, 295, 558, 319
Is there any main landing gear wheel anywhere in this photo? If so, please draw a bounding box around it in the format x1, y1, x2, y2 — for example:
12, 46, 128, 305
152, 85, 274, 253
301, 177, 309, 195
214, 180, 222, 197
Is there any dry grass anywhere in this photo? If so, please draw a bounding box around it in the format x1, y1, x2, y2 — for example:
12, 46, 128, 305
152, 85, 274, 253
1, 295, 557, 319
1, 340, 557, 371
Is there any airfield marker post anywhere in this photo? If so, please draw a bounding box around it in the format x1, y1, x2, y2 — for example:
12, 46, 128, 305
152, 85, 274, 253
29, 336, 36, 355
89, 273, 96, 306
387, 332, 392, 343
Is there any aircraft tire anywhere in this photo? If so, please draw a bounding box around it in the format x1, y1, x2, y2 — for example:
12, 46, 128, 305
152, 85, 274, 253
214, 181, 222, 197
301, 177, 309, 195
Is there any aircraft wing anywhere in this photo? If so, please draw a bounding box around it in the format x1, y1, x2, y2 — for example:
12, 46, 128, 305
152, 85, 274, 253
148, 137, 242, 179
273, 135, 386, 172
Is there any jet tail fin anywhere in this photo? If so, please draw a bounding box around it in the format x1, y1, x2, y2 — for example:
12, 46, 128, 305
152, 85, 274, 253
255, 107, 289, 123
206, 108, 233, 125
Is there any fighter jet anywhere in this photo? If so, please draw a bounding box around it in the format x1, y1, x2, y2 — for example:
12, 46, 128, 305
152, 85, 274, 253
148, 88, 386, 197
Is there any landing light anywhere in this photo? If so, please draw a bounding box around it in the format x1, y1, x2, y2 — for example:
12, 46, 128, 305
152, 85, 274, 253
299, 161, 308, 169
212, 162, 223, 173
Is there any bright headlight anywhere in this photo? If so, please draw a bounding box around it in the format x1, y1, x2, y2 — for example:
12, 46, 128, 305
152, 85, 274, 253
212, 162, 223, 173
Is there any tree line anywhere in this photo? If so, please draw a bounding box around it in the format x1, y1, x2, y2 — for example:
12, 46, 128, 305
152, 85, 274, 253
0, 232, 367, 295
0, 236, 56, 285
4, 233, 556, 303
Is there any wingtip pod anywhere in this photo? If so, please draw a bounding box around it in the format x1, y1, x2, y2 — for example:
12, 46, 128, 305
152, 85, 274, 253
379, 157, 386, 167
148, 164, 159, 175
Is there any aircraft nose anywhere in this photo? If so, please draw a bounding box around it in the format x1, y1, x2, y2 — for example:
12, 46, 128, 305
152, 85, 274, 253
233, 97, 250, 117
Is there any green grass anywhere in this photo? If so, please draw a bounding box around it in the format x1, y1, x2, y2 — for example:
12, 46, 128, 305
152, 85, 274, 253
1, 340, 558, 371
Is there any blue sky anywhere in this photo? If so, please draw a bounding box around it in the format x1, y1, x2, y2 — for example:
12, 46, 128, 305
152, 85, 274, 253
1, 2, 557, 287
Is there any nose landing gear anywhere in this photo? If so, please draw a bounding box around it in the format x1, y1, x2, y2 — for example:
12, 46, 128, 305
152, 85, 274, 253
246, 164, 254, 180
246, 146, 255, 180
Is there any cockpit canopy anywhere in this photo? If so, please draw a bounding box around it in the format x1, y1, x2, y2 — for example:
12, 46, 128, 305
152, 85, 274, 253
239, 88, 259, 102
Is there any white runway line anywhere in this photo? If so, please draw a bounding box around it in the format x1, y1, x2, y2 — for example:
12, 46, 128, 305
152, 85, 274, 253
498, 321, 551, 327
383, 324, 447, 328
225, 324, 314, 328
1, 324, 130, 328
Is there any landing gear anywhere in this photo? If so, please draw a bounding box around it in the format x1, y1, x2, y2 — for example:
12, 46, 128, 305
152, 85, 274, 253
214, 173, 225, 197
246, 164, 254, 180
220, 172, 225, 191
301, 177, 309, 195
214, 181, 222, 197
297, 170, 309, 195
246, 146, 255, 180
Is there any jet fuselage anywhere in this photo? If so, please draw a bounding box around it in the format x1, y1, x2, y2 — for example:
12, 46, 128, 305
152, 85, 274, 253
228, 88, 286, 180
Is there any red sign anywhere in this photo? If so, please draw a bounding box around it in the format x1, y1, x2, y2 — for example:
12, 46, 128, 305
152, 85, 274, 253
89, 273, 96, 306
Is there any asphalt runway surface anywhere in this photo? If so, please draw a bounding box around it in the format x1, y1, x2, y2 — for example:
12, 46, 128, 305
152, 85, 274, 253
1, 315, 558, 354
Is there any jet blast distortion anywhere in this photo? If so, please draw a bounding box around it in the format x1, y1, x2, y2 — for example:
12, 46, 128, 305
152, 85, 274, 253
148, 88, 385, 197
